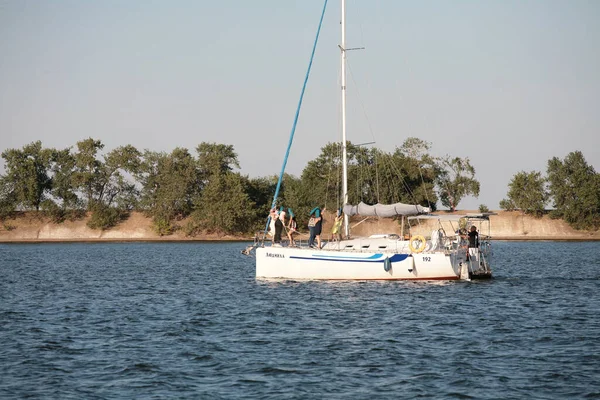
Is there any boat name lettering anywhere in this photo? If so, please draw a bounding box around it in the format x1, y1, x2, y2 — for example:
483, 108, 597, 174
266, 252, 284, 258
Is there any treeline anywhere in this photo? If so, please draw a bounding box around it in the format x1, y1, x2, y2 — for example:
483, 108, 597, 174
0, 138, 483, 235
500, 151, 600, 230
3, 138, 596, 234
0, 139, 260, 235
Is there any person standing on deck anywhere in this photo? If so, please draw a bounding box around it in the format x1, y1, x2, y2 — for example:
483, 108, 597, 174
278, 206, 286, 225
314, 208, 324, 249
268, 208, 277, 238
467, 225, 479, 262
269, 208, 283, 246
287, 209, 298, 247
331, 209, 343, 242
308, 207, 323, 248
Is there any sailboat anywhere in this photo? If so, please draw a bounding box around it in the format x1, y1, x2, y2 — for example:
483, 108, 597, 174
252, 0, 494, 281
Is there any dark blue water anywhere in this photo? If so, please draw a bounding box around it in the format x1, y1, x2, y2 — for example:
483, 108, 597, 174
1, 241, 599, 399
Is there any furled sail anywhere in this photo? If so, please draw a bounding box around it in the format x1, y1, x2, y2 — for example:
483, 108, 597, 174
343, 202, 430, 217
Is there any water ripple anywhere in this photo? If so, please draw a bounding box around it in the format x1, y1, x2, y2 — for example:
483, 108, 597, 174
1, 241, 599, 398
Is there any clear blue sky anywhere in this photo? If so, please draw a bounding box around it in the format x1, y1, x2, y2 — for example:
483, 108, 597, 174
1, 0, 598, 210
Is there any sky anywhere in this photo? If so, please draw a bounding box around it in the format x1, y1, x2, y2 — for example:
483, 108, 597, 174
1, 0, 599, 210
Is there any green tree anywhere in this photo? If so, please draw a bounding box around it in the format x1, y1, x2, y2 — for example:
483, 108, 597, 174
300, 139, 439, 213
399, 137, 432, 160
246, 176, 276, 213
196, 142, 239, 183
0, 141, 53, 211
99, 144, 141, 210
48, 148, 80, 209
40, 147, 85, 222
190, 172, 255, 234
499, 198, 516, 211
390, 140, 439, 209
436, 156, 480, 211
72, 138, 105, 206
72, 138, 141, 229
137, 148, 200, 235
300, 142, 347, 209
0, 176, 17, 220
187, 143, 257, 235
72, 139, 140, 208
277, 173, 309, 217
501, 171, 548, 217
547, 151, 600, 230
244, 175, 282, 233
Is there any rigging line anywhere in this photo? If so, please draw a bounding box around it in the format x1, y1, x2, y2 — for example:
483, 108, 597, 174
387, 153, 420, 204
324, 147, 336, 212
389, 157, 401, 204
327, 34, 345, 213
264, 0, 329, 236
367, 147, 396, 203
439, 156, 460, 210
335, 65, 342, 211
333, 60, 343, 211
352, 4, 429, 209
378, 152, 396, 203
346, 59, 383, 203
369, 150, 379, 203
335, 143, 341, 209
403, 45, 435, 209
405, 144, 434, 209
380, 152, 400, 202
344, 68, 432, 209
438, 156, 452, 207
381, 153, 400, 204
394, 158, 419, 203
417, 159, 433, 209
357, 149, 369, 202
374, 148, 380, 203
346, 59, 377, 144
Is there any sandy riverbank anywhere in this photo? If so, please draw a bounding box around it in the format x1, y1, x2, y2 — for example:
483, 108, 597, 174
1, 210, 598, 242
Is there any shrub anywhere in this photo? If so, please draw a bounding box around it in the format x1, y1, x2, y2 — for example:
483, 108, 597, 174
548, 210, 563, 220
41, 200, 66, 223
153, 216, 175, 236
0, 196, 15, 221
2, 222, 16, 231
499, 199, 516, 211
183, 220, 202, 237
87, 204, 128, 230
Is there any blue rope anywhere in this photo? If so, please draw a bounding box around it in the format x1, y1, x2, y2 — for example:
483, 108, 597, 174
263, 0, 329, 237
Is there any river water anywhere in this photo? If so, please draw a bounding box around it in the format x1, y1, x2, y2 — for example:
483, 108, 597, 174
1, 241, 599, 399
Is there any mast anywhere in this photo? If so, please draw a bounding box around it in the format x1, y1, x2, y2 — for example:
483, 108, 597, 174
341, 0, 349, 238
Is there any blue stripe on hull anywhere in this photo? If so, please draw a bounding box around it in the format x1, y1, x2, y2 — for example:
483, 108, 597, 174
289, 254, 410, 263
308, 253, 384, 260
389, 254, 410, 262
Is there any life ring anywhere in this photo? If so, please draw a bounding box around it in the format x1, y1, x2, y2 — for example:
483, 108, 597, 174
409, 235, 427, 253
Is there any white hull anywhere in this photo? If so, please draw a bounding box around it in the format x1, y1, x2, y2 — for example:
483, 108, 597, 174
256, 241, 463, 281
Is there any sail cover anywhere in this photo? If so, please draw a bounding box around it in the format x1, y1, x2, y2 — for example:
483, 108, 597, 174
343, 202, 430, 217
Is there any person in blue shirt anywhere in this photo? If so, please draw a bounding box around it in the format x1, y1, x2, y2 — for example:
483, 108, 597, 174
308, 207, 324, 248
